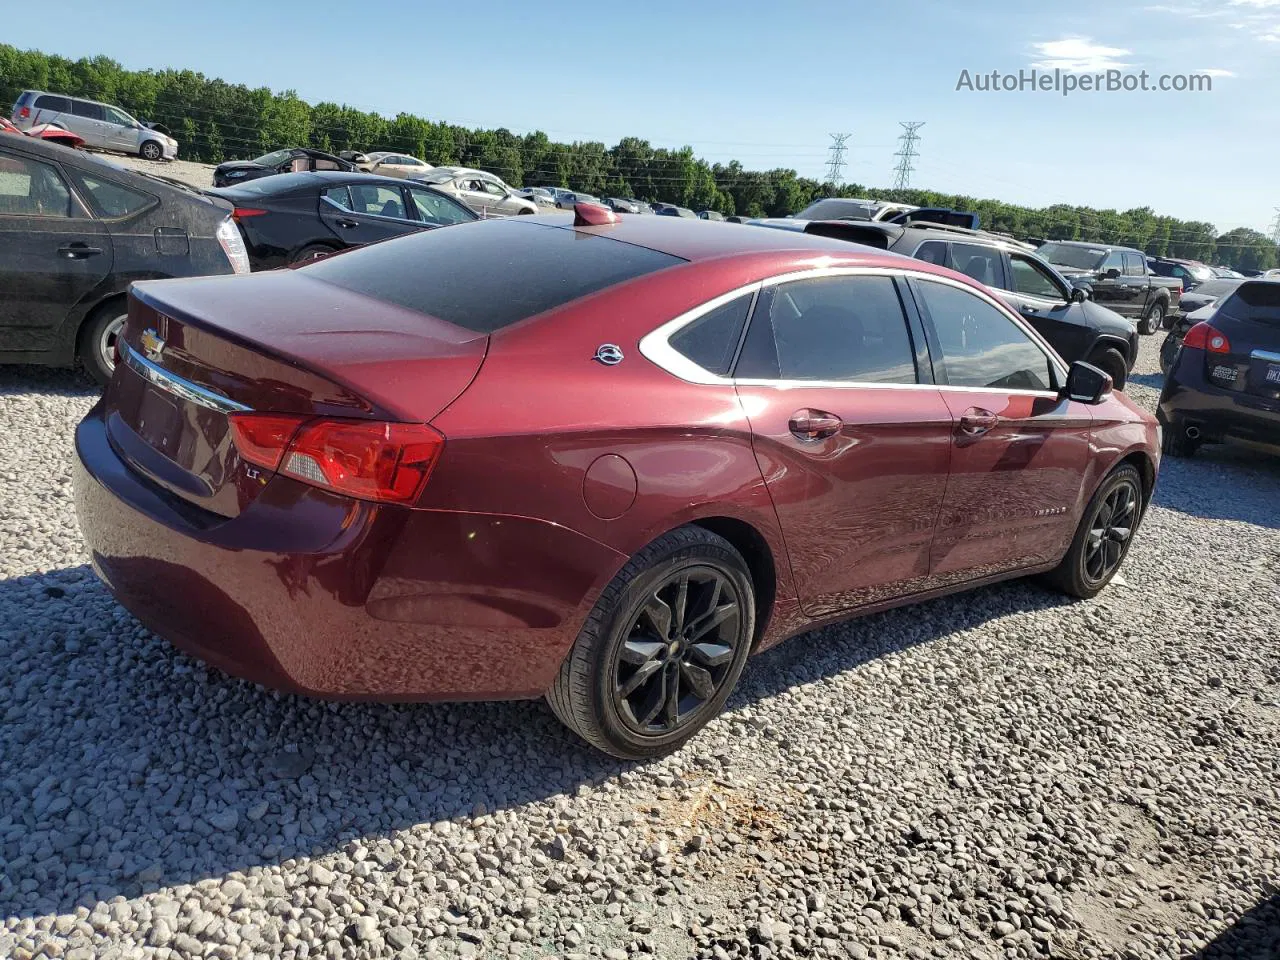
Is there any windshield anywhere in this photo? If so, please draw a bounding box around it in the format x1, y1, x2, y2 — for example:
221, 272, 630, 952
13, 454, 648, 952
1038, 243, 1106, 270
251, 149, 293, 167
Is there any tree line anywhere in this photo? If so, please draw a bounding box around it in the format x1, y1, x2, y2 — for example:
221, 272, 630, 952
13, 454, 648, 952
3, 43, 1276, 271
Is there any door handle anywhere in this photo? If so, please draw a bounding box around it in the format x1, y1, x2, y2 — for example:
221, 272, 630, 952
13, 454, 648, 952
788, 409, 843, 441
334, 218, 358, 229
1020, 304, 1037, 314
57, 242, 103, 259
959, 407, 999, 436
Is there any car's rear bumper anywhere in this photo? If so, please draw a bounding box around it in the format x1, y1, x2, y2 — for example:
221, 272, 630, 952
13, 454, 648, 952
1158, 354, 1280, 451
73, 402, 625, 701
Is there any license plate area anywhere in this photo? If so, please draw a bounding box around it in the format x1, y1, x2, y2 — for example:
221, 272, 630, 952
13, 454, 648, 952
1266, 364, 1280, 385
136, 385, 182, 457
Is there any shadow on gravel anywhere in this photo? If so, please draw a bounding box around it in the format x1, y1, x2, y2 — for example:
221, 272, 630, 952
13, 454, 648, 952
1153, 448, 1280, 528
1126, 371, 1166, 391
0, 365, 98, 397
0, 558, 1074, 919
1193, 891, 1280, 959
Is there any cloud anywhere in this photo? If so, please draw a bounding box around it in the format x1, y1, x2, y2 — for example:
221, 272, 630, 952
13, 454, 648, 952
1194, 67, 1236, 76
1030, 38, 1133, 71
1230, 0, 1280, 7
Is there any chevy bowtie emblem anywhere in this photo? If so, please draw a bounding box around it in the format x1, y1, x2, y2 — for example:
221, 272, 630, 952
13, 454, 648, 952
594, 343, 624, 366
140, 328, 165, 361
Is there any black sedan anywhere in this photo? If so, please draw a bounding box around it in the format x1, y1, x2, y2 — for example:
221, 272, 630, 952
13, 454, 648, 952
212, 148, 357, 188
1158, 279, 1280, 458
0, 134, 245, 383
208, 171, 476, 270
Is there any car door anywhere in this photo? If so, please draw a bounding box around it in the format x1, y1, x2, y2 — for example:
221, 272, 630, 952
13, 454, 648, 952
1119, 252, 1154, 315
318, 182, 419, 246
477, 178, 515, 215
101, 105, 140, 153
65, 99, 108, 148
0, 148, 112, 357
1002, 251, 1093, 363
406, 184, 476, 228
732, 271, 953, 618
906, 276, 1093, 582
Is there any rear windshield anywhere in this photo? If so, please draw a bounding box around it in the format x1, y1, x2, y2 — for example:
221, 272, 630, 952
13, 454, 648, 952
1038, 243, 1106, 270
303, 219, 685, 333
795, 198, 875, 221
1220, 281, 1280, 323
1189, 279, 1242, 299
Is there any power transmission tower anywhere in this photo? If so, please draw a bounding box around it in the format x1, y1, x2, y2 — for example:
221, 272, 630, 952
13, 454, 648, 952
891, 122, 925, 191
1270, 207, 1280, 245
825, 133, 850, 187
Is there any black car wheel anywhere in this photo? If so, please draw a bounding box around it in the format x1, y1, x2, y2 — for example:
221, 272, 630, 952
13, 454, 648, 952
1141, 302, 1165, 335
139, 140, 163, 161
1159, 332, 1180, 375
79, 300, 127, 386
289, 243, 337, 264
1042, 463, 1144, 599
547, 526, 755, 759
1089, 346, 1128, 391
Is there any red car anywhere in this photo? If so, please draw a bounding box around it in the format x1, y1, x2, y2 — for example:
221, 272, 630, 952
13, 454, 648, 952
73, 208, 1160, 759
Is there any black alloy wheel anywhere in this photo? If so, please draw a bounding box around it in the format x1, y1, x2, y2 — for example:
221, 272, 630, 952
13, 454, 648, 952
1083, 480, 1138, 585
612, 566, 742, 735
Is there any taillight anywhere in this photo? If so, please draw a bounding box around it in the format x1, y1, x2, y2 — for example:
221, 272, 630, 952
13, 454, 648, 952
1182, 322, 1231, 354
18, 106, 30, 119
228, 413, 444, 504
231, 207, 267, 220
215, 217, 251, 275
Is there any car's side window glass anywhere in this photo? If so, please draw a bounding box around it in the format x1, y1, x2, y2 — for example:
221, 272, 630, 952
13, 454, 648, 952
34, 94, 70, 113
104, 107, 133, 127
1100, 251, 1123, 273
0, 152, 78, 218
914, 240, 948, 266
68, 173, 153, 218
914, 279, 1053, 391
1009, 255, 1064, 300
350, 183, 406, 219
949, 242, 1003, 288
314, 159, 342, 171
481, 180, 506, 196
408, 187, 472, 225
736, 275, 918, 384
322, 185, 353, 210
1122, 252, 1145, 276
670, 293, 753, 377
70, 100, 104, 121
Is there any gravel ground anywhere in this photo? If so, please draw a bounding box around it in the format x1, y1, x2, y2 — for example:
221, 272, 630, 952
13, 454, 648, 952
1, 336, 1278, 960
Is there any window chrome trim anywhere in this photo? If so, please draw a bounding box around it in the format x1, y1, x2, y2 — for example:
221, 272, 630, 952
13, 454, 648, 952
1251, 349, 1280, 363
121, 342, 252, 414
639, 265, 1068, 390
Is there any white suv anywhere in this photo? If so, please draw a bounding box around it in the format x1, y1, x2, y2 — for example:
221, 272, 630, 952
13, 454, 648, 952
11, 91, 179, 161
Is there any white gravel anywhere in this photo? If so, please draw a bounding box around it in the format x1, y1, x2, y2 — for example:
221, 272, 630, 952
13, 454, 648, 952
1, 337, 1278, 960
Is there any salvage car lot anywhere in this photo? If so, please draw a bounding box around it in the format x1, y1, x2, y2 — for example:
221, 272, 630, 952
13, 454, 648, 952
1, 336, 1277, 958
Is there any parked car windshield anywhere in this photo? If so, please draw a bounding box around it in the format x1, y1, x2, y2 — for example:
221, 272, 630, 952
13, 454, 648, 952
251, 149, 293, 167
1038, 243, 1106, 271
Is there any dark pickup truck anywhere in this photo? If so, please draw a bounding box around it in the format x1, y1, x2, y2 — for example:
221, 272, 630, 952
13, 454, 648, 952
1037, 240, 1182, 335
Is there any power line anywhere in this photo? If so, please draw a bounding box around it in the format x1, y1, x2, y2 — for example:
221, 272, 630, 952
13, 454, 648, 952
825, 133, 850, 187
891, 122, 924, 191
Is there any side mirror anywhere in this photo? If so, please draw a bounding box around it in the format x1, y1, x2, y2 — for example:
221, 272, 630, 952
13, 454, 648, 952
1063, 361, 1112, 404
1102, 268, 1120, 280
1071, 286, 1089, 303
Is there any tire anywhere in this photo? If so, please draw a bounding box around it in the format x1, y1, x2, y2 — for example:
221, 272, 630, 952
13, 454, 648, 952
139, 140, 163, 161
1088, 346, 1128, 391
289, 243, 337, 265
78, 300, 128, 386
1161, 424, 1198, 458
1159, 333, 1180, 376
1041, 463, 1144, 599
1141, 301, 1165, 335
547, 526, 756, 760
517, 207, 535, 215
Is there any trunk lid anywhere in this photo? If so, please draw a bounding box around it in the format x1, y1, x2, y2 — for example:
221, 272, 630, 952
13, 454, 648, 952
106, 271, 487, 518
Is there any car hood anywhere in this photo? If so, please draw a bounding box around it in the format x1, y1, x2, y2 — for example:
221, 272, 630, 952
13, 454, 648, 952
1052, 265, 1095, 279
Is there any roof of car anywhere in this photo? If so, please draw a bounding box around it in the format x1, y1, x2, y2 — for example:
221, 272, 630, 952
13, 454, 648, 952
1042, 239, 1141, 254
211, 170, 442, 194
525, 211, 937, 266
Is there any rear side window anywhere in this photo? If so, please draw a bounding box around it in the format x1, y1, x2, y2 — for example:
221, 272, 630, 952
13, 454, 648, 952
913, 279, 1053, 391
34, 94, 71, 113
736, 275, 918, 384
1122, 252, 1145, 276
669, 294, 753, 376
949, 242, 1005, 288
303, 219, 685, 333
914, 240, 948, 265
68, 172, 154, 218
70, 100, 105, 121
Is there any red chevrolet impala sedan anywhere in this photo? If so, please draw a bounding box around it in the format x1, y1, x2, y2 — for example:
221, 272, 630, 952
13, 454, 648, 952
73, 208, 1160, 759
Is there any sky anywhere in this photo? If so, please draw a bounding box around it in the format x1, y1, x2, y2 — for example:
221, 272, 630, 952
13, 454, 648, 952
9, 0, 1280, 234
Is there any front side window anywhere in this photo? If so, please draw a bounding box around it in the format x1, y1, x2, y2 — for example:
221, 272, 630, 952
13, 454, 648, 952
103, 106, 134, 127
913, 279, 1053, 391
480, 180, 507, 197
349, 183, 407, 218
68, 172, 153, 218
736, 274, 918, 384
0, 152, 78, 218
669, 294, 753, 376
1100, 251, 1123, 274
408, 187, 473, 226
1009, 255, 1065, 300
